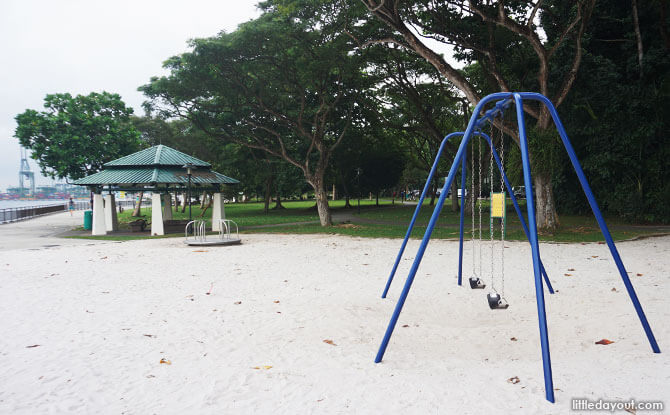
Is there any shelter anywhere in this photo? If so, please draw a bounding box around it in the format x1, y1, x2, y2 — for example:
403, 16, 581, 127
73, 145, 239, 236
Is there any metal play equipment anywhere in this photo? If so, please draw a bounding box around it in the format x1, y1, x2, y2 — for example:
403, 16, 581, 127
184, 219, 241, 246
374, 92, 660, 403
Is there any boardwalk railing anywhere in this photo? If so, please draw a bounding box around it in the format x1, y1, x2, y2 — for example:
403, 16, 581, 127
0, 201, 89, 224
0, 199, 140, 224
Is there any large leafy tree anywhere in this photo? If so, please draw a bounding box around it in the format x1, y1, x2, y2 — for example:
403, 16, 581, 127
553, 0, 670, 222
355, 0, 596, 231
140, 10, 370, 226
14, 92, 142, 180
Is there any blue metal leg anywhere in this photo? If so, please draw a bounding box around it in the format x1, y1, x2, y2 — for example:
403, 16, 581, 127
481, 132, 555, 294
532, 93, 661, 354
514, 94, 555, 403
382, 133, 462, 298
458, 150, 467, 286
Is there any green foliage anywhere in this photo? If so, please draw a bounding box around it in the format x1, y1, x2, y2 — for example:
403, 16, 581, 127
553, 0, 670, 222
14, 92, 141, 180
526, 125, 564, 177
140, 7, 374, 224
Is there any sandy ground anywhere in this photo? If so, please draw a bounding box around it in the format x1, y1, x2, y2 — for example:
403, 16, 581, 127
0, 221, 668, 414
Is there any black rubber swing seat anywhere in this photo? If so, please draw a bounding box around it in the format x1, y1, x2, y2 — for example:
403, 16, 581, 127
469, 277, 486, 289
487, 293, 510, 310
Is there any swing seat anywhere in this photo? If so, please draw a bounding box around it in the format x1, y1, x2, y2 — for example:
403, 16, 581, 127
469, 277, 486, 289
487, 293, 509, 309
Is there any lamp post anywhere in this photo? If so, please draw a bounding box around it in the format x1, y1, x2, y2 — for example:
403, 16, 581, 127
355, 167, 363, 215
182, 162, 194, 221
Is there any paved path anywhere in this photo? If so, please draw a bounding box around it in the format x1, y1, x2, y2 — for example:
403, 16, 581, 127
0, 211, 107, 251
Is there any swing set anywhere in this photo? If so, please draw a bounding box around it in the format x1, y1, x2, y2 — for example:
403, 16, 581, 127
375, 92, 660, 403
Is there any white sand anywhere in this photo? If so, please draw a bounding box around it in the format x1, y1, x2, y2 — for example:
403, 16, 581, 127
0, 229, 668, 414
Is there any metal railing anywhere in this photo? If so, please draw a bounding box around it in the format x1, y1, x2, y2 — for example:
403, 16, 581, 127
1, 203, 64, 224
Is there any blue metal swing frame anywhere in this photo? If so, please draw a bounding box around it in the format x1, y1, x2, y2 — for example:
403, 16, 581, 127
374, 92, 661, 403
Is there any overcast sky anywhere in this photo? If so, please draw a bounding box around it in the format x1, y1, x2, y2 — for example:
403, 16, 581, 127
0, 0, 260, 192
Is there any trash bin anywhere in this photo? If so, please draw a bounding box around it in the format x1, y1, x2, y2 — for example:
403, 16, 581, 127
83, 210, 93, 230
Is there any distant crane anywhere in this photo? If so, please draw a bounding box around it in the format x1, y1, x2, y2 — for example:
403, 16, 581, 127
19, 147, 35, 196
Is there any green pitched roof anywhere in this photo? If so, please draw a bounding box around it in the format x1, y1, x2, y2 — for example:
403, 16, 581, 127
104, 145, 211, 168
72, 144, 239, 188
73, 167, 239, 186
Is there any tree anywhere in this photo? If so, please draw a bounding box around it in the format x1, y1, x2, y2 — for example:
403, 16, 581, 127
357, 0, 596, 230
14, 92, 142, 180
552, 0, 670, 223
140, 10, 370, 226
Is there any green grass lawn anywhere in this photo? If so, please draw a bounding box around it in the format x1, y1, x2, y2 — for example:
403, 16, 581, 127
72, 197, 666, 243
114, 198, 394, 229
242, 199, 666, 243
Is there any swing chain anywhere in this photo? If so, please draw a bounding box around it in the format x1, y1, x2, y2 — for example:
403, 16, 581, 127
478, 132, 483, 279
499, 117, 506, 298
471, 133, 476, 278
489, 122, 496, 293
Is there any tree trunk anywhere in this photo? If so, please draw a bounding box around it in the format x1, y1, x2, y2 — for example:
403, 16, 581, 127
174, 192, 180, 212
375, 191, 379, 206
450, 179, 459, 212
199, 192, 207, 209
344, 195, 352, 208
632, 0, 644, 78
533, 172, 559, 231
429, 181, 437, 206
198, 194, 213, 217
181, 192, 187, 213
132, 191, 143, 217
272, 192, 285, 209
312, 178, 332, 226
263, 175, 274, 214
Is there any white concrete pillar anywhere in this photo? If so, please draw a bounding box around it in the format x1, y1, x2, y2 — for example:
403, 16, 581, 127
151, 193, 165, 236
162, 194, 173, 220
104, 194, 119, 231
211, 192, 225, 231
92, 193, 106, 236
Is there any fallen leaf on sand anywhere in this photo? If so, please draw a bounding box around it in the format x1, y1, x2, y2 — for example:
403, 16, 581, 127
507, 376, 521, 384
510, 337, 517, 341
159, 358, 171, 365
636, 273, 643, 276
402, 324, 410, 328
567, 268, 575, 271
624, 407, 637, 414
611, 288, 617, 292
591, 255, 599, 258
564, 273, 572, 276
234, 301, 242, 305
323, 339, 337, 346
143, 334, 156, 338
26, 345, 40, 348
252, 365, 273, 370
274, 300, 280, 303
595, 339, 614, 345
192, 250, 208, 253
100, 256, 108, 260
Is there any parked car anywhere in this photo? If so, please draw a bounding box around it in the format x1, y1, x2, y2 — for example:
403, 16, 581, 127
513, 186, 526, 199
457, 188, 468, 198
